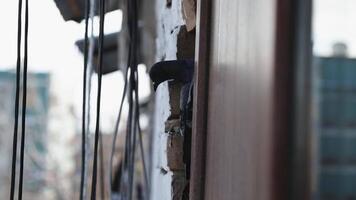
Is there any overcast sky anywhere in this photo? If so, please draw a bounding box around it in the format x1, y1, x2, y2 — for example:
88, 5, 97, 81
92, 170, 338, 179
313, 0, 356, 57
1, 0, 355, 67
0, 0, 355, 131
0, 0, 153, 133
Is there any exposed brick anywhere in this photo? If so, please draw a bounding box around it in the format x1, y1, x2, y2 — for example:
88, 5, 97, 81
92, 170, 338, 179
167, 133, 185, 171
177, 26, 196, 60
151, 0, 196, 199
165, 119, 181, 133
168, 81, 183, 120
172, 172, 186, 200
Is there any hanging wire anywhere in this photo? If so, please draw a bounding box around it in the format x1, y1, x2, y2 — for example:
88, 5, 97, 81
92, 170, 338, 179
109, 0, 150, 198
99, 133, 106, 200
126, 68, 136, 200
18, 0, 29, 198
128, 9, 139, 192
80, 0, 90, 198
115, 0, 137, 196
109, 60, 128, 197
134, 70, 149, 192
84, 0, 97, 198
117, 32, 134, 199
10, 0, 23, 199
90, 0, 105, 198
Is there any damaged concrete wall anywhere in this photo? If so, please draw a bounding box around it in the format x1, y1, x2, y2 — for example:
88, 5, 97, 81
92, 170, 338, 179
150, 0, 184, 199
150, 0, 195, 199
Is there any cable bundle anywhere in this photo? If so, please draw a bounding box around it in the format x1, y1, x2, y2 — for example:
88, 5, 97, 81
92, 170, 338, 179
109, 0, 149, 199
80, 0, 91, 199
89, 0, 106, 199
82, 0, 96, 198
9, 0, 148, 199
10, 0, 29, 199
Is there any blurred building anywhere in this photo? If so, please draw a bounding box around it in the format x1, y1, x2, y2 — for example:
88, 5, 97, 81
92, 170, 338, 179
70, 133, 124, 200
70, 128, 147, 199
0, 70, 50, 199
317, 56, 356, 199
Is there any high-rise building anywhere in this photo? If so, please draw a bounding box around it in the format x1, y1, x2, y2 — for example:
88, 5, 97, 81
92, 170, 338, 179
0, 70, 49, 199
318, 57, 356, 199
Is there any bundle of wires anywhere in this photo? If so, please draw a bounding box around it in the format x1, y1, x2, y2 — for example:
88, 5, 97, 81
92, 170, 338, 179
89, 0, 106, 199
77, 0, 105, 199
81, 0, 108, 198
80, 0, 149, 198
81, 0, 96, 199
109, 0, 149, 199
79, 0, 91, 198
10, 0, 149, 199
10, 0, 29, 199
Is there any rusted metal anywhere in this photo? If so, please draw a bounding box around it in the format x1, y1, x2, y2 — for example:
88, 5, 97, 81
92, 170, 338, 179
190, 0, 299, 199
189, 0, 211, 199
272, 0, 296, 199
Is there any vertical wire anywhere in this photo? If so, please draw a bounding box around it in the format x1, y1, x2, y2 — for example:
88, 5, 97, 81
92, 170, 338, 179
130, 98, 138, 200
90, 0, 105, 198
114, 0, 134, 197
119, 40, 133, 200
120, 0, 146, 198
129, 0, 139, 197
127, 78, 134, 200
125, 0, 136, 194
137, 119, 149, 198
135, 69, 149, 196
111, 0, 149, 198
18, 0, 29, 198
99, 133, 105, 200
84, 0, 96, 198
80, 0, 90, 198
10, 0, 23, 199
109, 67, 128, 197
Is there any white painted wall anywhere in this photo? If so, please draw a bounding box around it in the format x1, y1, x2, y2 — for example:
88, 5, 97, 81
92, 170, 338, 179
150, 0, 185, 199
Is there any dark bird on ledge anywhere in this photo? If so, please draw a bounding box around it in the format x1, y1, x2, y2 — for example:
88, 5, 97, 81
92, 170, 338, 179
149, 60, 194, 91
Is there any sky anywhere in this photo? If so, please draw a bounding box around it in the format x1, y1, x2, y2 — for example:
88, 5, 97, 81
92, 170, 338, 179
0, 3, 155, 198
0, 1, 151, 133
0, 0, 355, 132
313, 0, 356, 57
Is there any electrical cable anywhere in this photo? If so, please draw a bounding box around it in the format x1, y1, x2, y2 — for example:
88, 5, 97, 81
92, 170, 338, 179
123, 0, 137, 197
110, 1, 134, 195
115, 0, 136, 194
127, 75, 136, 200
90, 0, 105, 198
137, 119, 149, 195
84, 0, 96, 198
108, 0, 150, 198
10, 0, 23, 199
18, 0, 29, 199
109, 67, 128, 196
80, 0, 90, 198
130, 0, 140, 198
99, 133, 105, 200
112, 0, 150, 198
134, 70, 149, 194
